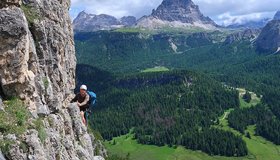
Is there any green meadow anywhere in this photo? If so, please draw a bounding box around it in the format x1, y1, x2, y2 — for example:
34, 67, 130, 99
105, 89, 280, 160
141, 66, 170, 73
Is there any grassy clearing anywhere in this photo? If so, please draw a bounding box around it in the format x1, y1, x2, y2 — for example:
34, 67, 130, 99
237, 88, 261, 108
113, 28, 156, 34
244, 125, 280, 160
106, 116, 280, 160
113, 27, 209, 35
214, 89, 280, 159
215, 119, 280, 160
141, 66, 170, 73
105, 88, 280, 160
105, 133, 252, 160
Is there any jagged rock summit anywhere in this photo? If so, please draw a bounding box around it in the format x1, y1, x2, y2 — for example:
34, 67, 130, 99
256, 19, 280, 54
120, 16, 137, 26
274, 11, 280, 20
224, 29, 260, 44
0, 0, 106, 159
136, 0, 218, 30
73, 11, 136, 32
255, 11, 280, 54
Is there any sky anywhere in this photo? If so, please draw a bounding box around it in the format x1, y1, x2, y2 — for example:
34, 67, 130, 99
70, 0, 279, 26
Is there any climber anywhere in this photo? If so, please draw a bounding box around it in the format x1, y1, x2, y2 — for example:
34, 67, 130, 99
71, 85, 90, 125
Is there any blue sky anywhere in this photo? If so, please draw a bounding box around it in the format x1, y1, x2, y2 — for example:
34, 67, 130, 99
70, 0, 279, 26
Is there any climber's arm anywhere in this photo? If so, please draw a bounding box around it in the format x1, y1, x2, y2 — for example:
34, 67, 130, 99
71, 94, 78, 103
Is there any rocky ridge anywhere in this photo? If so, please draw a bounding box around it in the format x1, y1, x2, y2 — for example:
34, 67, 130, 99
256, 11, 280, 54
256, 20, 280, 54
73, 11, 136, 32
274, 11, 280, 20
0, 0, 106, 159
224, 29, 260, 44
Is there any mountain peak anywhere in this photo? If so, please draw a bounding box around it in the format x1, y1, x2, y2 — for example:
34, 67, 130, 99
161, 0, 194, 6
120, 16, 137, 26
78, 10, 88, 16
137, 0, 218, 30
256, 20, 280, 54
151, 0, 196, 21
274, 11, 280, 20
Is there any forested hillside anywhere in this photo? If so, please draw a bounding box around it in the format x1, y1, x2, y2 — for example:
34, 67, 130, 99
74, 31, 260, 73
77, 66, 248, 156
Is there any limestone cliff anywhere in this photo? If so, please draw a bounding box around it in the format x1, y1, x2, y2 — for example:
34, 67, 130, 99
256, 20, 280, 54
0, 0, 106, 159
136, 0, 218, 30
224, 29, 260, 45
274, 11, 280, 20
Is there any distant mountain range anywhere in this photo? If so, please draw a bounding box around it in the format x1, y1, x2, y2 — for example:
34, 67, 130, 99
73, 0, 279, 32
73, 0, 218, 31
73, 11, 136, 32
226, 18, 271, 29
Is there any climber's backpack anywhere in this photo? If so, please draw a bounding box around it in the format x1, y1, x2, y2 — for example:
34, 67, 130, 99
87, 91, 97, 111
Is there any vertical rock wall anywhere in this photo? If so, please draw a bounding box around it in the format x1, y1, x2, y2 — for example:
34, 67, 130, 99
0, 0, 106, 159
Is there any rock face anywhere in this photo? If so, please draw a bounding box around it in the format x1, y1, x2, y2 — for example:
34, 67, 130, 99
0, 0, 21, 8
94, 156, 105, 160
120, 16, 137, 26
0, 96, 3, 111
136, 0, 218, 30
73, 11, 136, 32
274, 11, 280, 20
256, 20, 280, 54
224, 29, 260, 44
0, 0, 76, 117
0, 151, 5, 160
0, 0, 106, 159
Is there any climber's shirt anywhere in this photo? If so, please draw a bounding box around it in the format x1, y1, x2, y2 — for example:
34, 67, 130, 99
71, 93, 90, 112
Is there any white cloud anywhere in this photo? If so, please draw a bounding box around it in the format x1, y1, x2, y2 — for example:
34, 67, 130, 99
70, 0, 280, 25
71, 0, 162, 18
217, 12, 274, 26
196, 0, 279, 25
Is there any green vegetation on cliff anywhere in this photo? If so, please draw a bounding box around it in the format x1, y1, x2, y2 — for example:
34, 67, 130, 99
0, 99, 30, 156
0, 99, 30, 136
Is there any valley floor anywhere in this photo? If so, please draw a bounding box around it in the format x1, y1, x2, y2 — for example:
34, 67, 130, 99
105, 89, 280, 160
105, 133, 251, 160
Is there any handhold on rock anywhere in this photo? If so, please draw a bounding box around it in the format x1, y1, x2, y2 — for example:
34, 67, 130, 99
94, 156, 105, 160
0, 150, 6, 160
0, 0, 21, 8
0, 96, 4, 111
